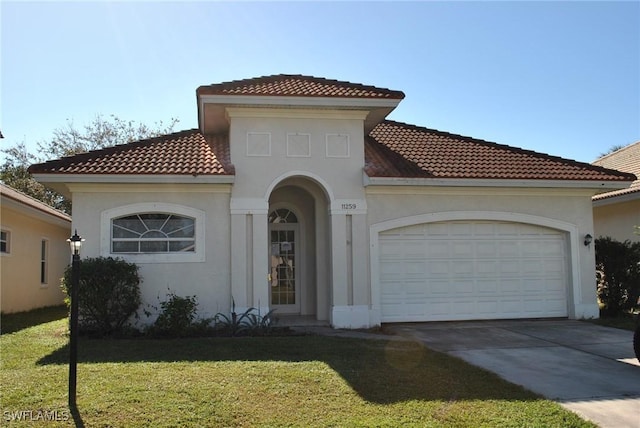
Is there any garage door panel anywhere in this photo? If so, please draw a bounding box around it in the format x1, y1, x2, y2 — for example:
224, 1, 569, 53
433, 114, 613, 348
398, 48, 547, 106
523, 260, 543, 274
500, 261, 521, 274
430, 301, 452, 317
453, 261, 474, 275
426, 223, 449, 236
452, 242, 473, 257
544, 258, 565, 272
498, 241, 520, 257
428, 261, 450, 275
546, 278, 565, 292
477, 279, 499, 293
450, 223, 473, 236
405, 280, 427, 295
454, 280, 474, 293
502, 279, 529, 294
477, 261, 498, 275
476, 242, 498, 257
380, 261, 403, 277
474, 222, 497, 235
380, 220, 569, 322
403, 261, 425, 275
477, 300, 499, 314
427, 242, 449, 258
501, 299, 523, 314
431, 280, 451, 294
452, 300, 475, 316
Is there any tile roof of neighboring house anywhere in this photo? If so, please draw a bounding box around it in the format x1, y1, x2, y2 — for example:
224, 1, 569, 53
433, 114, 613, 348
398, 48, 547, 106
592, 141, 640, 200
0, 183, 71, 222
197, 74, 405, 100
28, 130, 234, 176
365, 120, 636, 181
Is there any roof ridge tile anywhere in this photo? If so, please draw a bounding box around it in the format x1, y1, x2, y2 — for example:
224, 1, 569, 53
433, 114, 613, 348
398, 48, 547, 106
197, 74, 405, 99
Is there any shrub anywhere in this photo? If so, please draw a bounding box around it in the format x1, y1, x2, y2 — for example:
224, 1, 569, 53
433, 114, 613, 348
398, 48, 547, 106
61, 257, 141, 336
595, 237, 640, 317
149, 292, 212, 337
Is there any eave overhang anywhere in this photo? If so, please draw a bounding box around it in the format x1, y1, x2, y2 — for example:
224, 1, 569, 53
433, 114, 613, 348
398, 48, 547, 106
363, 172, 635, 193
198, 94, 402, 134
592, 188, 640, 207
31, 173, 235, 198
1, 194, 71, 228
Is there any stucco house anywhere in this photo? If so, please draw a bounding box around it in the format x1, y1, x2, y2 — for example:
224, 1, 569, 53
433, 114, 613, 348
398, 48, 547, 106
1, 183, 71, 313
592, 141, 640, 243
29, 75, 635, 328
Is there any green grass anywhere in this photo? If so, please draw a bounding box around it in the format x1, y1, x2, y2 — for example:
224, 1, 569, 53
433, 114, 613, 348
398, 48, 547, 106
1, 305, 68, 335
0, 311, 595, 427
587, 313, 638, 331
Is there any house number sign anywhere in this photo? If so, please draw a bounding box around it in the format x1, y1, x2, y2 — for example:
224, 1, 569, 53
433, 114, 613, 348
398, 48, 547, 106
341, 203, 357, 210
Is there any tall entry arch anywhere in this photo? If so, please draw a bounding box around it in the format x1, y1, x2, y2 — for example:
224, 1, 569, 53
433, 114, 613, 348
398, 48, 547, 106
268, 176, 331, 321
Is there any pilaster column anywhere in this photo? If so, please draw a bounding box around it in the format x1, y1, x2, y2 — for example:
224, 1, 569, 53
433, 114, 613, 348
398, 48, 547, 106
252, 212, 270, 313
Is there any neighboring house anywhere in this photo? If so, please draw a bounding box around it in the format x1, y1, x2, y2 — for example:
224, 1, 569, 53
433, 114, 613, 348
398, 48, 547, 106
592, 141, 640, 242
29, 75, 635, 328
1, 184, 71, 313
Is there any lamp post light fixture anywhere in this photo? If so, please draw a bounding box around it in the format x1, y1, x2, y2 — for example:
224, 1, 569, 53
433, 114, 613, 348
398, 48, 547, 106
66, 230, 84, 408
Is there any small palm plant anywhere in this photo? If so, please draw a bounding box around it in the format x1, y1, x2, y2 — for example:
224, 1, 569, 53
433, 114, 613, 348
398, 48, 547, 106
214, 298, 277, 336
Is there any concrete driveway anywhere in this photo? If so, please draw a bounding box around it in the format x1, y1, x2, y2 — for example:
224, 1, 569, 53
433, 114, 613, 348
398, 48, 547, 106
385, 320, 640, 428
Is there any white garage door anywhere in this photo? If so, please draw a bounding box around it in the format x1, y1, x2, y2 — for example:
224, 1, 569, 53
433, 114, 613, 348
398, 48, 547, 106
379, 221, 569, 322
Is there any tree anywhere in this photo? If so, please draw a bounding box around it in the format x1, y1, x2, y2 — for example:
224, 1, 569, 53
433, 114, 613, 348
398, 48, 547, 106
598, 143, 629, 158
595, 237, 640, 317
1, 114, 179, 213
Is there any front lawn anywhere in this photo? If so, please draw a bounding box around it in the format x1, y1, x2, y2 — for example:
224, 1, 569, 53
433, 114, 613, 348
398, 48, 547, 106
1, 309, 594, 427
588, 313, 637, 331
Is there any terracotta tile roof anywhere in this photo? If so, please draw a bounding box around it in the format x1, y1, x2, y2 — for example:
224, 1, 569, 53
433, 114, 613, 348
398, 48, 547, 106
365, 120, 636, 182
592, 141, 640, 200
197, 74, 405, 100
1, 183, 71, 222
28, 130, 234, 176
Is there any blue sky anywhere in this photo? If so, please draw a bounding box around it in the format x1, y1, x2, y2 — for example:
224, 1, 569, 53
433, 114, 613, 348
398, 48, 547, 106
2, 1, 638, 164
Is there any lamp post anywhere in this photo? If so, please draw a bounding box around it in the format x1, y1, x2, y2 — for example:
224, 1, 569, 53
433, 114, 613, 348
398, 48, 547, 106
67, 230, 84, 408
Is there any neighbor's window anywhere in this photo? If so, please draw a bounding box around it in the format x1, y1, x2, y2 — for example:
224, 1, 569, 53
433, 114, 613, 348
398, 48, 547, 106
111, 213, 195, 253
0, 230, 9, 253
40, 239, 49, 284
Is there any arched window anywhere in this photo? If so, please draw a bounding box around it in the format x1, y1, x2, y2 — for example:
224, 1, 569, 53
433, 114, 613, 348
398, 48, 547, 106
269, 208, 298, 224
112, 213, 195, 253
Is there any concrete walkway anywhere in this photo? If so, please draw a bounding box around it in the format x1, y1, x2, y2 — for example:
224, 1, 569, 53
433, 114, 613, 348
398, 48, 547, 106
383, 320, 640, 428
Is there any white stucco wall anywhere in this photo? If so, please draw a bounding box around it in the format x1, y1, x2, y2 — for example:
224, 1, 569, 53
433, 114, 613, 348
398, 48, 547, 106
227, 108, 367, 202
226, 108, 369, 326
68, 183, 232, 324
364, 186, 599, 324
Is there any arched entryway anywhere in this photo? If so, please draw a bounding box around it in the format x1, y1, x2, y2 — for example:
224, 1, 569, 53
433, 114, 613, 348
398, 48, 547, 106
268, 177, 330, 321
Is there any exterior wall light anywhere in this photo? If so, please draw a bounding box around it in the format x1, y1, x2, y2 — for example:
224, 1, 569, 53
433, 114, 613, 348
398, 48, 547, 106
66, 230, 84, 409
584, 234, 593, 247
